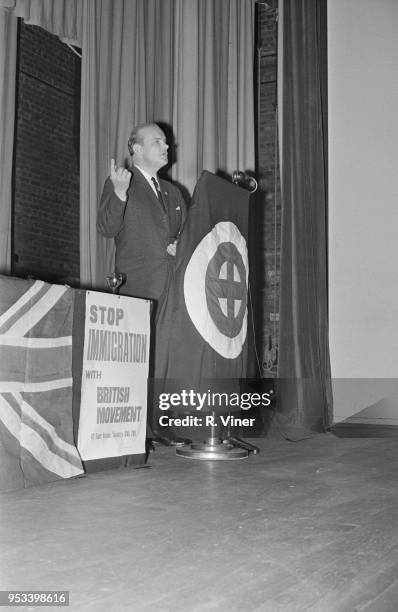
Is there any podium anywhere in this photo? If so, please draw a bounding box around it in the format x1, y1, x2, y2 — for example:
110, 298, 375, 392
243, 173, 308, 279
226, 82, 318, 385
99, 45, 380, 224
0, 275, 151, 491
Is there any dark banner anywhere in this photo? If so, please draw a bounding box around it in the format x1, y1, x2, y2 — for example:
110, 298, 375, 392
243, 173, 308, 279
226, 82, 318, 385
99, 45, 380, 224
152, 171, 251, 434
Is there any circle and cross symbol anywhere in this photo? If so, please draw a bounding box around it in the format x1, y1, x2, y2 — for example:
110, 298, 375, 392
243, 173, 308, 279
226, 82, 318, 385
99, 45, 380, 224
184, 221, 248, 359
205, 242, 247, 338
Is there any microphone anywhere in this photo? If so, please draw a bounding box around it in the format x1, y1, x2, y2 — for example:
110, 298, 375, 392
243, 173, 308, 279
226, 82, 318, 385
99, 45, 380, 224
232, 170, 258, 193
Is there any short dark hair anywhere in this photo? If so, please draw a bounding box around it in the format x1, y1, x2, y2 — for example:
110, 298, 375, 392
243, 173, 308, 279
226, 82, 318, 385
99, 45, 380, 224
127, 122, 158, 155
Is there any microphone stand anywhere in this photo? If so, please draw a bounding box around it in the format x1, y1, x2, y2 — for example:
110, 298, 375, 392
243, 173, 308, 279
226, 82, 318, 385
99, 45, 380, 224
176, 410, 259, 460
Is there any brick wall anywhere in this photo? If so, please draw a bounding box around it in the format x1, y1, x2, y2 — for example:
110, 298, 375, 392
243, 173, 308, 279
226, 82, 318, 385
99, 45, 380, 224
254, 0, 280, 376
12, 22, 81, 285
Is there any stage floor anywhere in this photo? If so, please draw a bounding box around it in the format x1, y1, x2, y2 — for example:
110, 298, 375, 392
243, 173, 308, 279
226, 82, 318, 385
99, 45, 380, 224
1, 434, 398, 611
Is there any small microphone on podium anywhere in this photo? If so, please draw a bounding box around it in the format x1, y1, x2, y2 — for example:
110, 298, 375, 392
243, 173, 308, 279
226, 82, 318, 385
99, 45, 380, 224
232, 170, 258, 193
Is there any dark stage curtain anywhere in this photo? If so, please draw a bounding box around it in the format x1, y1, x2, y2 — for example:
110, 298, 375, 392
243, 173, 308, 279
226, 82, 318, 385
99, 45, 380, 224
277, 0, 332, 434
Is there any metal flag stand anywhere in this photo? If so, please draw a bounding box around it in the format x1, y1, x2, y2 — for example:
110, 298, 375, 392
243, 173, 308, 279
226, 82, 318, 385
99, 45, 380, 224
176, 410, 260, 460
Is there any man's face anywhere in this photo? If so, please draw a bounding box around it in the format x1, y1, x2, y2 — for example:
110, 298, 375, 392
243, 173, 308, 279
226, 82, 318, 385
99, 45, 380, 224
134, 125, 169, 174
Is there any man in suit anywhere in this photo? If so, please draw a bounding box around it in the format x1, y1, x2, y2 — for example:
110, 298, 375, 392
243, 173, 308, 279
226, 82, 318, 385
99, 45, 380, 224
97, 122, 188, 445
97, 122, 186, 309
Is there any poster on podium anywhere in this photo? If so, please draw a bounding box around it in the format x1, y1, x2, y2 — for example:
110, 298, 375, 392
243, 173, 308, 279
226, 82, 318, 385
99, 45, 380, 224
77, 291, 150, 461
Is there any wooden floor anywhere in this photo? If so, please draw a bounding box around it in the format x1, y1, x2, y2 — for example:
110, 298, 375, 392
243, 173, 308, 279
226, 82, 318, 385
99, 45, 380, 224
1, 434, 398, 612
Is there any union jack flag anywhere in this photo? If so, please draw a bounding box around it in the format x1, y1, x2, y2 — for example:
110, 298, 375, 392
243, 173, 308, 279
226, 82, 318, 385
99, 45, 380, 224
0, 275, 84, 491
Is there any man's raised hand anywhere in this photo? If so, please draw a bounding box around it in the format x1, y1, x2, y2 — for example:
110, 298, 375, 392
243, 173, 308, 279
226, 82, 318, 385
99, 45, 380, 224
110, 158, 131, 201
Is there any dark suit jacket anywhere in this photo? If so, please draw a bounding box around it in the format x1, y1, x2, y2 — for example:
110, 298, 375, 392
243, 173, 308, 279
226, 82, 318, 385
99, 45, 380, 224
97, 166, 187, 301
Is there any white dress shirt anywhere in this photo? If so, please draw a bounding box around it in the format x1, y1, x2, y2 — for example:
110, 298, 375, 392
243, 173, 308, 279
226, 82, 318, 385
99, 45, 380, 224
133, 164, 159, 196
